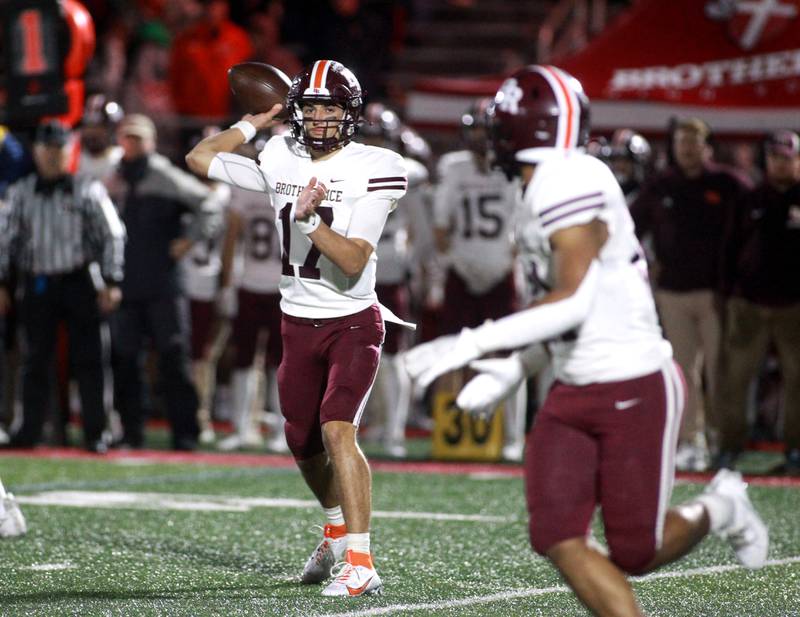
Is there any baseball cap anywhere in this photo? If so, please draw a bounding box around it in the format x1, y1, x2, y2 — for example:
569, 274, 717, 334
118, 114, 157, 140
34, 120, 72, 146
765, 130, 800, 157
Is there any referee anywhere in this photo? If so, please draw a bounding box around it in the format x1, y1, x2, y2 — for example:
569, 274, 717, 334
0, 121, 125, 453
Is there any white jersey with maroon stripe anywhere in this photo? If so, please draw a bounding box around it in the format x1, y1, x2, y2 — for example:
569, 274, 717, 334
516, 150, 671, 384
375, 157, 427, 285
182, 183, 231, 301
257, 135, 407, 318
228, 186, 282, 294
433, 150, 517, 294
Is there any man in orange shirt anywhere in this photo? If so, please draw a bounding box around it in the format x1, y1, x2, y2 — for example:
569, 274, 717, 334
169, 0, 252, 121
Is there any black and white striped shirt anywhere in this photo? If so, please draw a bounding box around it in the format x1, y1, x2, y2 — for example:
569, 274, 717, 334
0, 174, 125, 284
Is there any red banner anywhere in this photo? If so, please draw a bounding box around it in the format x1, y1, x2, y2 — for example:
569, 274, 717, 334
557, 0, 800, 108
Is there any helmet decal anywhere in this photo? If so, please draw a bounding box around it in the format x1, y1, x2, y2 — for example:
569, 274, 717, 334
495, 78, 523, 115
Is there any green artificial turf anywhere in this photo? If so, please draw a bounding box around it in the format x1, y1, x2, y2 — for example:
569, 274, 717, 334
0, 456, 798, 616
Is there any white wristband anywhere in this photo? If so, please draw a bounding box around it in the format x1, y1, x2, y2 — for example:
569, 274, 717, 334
230, 120, 257, 143
295, 212, 321, 234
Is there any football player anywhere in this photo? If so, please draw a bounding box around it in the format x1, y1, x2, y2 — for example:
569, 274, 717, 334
406, 65, 768, 617
187, 60, 408, 597
431, 98, 525, 460
181, 141, 232, 446
607, 128, 652, 203
356, 103, 428, 458
217, 139, 286, 453
78, 95, 124, 183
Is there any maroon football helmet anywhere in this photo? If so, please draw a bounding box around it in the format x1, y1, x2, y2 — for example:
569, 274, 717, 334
461, 97, 493, 156
359, 102, 403, 148
488, 65, 590, 177
286, 60, 363, 151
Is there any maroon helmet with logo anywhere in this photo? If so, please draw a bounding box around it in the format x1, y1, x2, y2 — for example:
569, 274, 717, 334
488, 65, 590, 177
286, 59, 363, 151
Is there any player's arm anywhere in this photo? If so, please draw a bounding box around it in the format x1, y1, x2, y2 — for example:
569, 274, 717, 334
432, 158, 455, 253
295, 177, 389, 278
406, 219, 607, 387
185, 104, 283, 179
467, 219, 607, 347
220, 207, 243, 289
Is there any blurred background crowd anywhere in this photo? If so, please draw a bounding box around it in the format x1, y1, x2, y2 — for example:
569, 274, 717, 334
0, 0, 798, 475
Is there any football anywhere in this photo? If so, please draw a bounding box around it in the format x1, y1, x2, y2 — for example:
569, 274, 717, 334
228, 62, 292, 119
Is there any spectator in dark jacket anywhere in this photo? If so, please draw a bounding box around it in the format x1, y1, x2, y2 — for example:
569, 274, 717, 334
714, 130, 800, 474
105, 114, 222, 450
630, 118, 750, 471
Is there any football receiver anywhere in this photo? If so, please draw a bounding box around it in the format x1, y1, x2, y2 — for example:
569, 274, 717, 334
406, 65, 769, 617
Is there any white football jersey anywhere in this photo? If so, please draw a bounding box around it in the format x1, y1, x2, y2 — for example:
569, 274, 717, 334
516, 151, 671, 385
434, 150, 517, 294
182, 183, 231, 301
228, 185, 282, 294
258, 136, 407, 318
376, 157, 428, 285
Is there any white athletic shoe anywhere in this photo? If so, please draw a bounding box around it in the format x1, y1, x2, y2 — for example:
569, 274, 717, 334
301, 525, 347, 584
0, 493, 27, 538
383, 440, 407, 459
216, 431, 263, 451
705, 469, 769, 569
676, 436, 710, 472
321, 551, 382, 597
265, 430, 289, 454
198, 427, 216, 445
502, 442, 524, 462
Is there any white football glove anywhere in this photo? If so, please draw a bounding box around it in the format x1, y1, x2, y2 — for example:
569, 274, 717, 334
456, 354, 526, 418
407, 327, 484, 390
404, 333, 458, 383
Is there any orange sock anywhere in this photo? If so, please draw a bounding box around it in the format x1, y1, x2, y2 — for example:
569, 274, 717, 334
325, 523, 347, 539
346, 549, 373, 569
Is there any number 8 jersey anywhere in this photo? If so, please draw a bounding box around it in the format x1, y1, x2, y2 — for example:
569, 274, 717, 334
210, 134, 408, 318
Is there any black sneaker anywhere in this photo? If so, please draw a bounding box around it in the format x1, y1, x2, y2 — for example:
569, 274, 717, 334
172, 436, 197, 452
785, 449, 800, 476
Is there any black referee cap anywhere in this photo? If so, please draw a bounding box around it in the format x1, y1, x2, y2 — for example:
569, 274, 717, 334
34, 120, 72, 146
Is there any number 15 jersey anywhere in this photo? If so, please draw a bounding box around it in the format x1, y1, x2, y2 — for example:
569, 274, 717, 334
210, 135, 408, 319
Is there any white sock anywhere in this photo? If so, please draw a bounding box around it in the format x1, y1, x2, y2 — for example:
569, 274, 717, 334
347, 532, 370, 555
231, 369, 256, 436
694, 493, 734, 533
323, 505, 345, 527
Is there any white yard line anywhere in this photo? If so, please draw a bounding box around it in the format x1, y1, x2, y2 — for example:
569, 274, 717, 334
315, 556, 800, 617
16, 491, 515, 523
22, 562, 77, 572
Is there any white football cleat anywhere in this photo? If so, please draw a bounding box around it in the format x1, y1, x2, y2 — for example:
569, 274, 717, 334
265, 431, 289, 454
216, 430, 263, 451
705, 469, 769, 569
383, 440, 407, 459
301, 525, 347, 584
198, 427, 216, 445
321, 551, 382, 597
0, 493, 27, 538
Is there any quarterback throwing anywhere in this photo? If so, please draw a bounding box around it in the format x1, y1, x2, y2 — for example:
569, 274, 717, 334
187, 59, 406, 598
